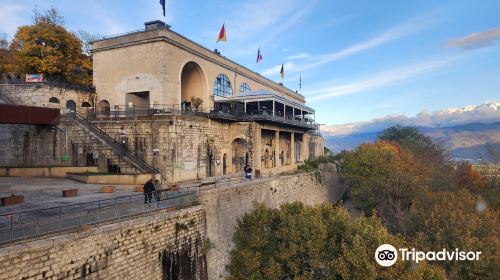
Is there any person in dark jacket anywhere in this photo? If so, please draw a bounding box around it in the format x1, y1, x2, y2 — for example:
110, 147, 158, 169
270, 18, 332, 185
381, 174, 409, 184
143, 179, 155, 204
244, 165, 253, 181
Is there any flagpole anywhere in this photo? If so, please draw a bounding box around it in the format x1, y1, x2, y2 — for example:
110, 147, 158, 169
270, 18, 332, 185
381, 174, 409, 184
221, 22, 226, 56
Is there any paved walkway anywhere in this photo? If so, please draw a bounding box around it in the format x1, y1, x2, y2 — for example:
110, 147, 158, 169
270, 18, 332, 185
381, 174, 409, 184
0, 177, 137, 215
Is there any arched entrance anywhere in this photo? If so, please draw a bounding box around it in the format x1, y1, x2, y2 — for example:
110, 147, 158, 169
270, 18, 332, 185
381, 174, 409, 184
66, 100, 76, 112
181, 61, 205, 110
98, 100, 110, 116
231, 138, 248, 173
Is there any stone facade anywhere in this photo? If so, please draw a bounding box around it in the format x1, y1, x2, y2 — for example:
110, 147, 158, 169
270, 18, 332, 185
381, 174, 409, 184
90, 116, 324, 182
0, 124, 67, 167
0, 114, 324, 183
198, 171, 344, 279
92, 23, 305, 111
0, 206, 207, 280
0, 84, 95, 114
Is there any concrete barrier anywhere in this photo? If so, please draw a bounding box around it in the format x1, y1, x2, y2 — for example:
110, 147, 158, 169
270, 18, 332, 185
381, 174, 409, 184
67, 173, 153, 185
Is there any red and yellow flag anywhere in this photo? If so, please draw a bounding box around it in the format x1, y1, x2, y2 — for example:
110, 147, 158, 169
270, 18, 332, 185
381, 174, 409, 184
216, 24, 227, 43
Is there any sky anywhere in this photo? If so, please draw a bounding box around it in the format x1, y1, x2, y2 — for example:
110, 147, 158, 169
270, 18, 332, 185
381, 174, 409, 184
1, 0, 499, 126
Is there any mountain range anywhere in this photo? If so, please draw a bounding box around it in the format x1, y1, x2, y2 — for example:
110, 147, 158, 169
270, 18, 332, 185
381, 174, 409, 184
322, 102, 500, 162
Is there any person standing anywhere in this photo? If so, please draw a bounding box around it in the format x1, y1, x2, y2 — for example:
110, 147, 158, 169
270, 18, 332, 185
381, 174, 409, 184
154, 179, 162, 202
244, 165, 253, 181
143, 179, 155, 204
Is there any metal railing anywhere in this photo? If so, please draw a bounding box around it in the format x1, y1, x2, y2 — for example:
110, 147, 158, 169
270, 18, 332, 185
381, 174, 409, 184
0, 189, 196, 244
88, 104, 210, 119
71, 112, 159, 173
86, 104, 318, 130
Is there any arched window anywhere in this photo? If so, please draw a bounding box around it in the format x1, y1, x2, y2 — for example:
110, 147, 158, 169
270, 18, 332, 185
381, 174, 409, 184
82, 102, 91, 108
213, 74, 232, 97
239, 82, 251, 93
49, 97, 60, 104
98, 100, 110, 115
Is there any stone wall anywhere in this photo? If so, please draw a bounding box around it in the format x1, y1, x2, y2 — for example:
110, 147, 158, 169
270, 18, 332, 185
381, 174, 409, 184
198, 171, 344, 279
0, 84, 94, 114
0, 206, 207, 280
0, 120, 138, 174
0, 124, 67, 167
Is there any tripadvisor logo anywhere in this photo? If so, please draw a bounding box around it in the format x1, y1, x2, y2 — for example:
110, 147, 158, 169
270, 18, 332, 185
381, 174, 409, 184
375, 244, 398, 267
375, 244, 482, 267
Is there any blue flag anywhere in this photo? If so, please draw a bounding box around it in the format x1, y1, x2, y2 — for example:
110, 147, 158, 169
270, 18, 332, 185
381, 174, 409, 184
160, 0, 166, 17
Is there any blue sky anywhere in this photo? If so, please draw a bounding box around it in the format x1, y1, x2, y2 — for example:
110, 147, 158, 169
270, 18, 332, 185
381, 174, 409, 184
1, 0, 499, 125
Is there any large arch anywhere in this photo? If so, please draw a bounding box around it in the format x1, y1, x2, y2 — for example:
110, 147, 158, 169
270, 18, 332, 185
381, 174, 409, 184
180, 61, 206, 110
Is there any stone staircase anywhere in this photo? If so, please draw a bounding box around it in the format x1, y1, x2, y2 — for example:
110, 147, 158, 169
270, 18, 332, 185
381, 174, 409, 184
0, 89, 15, 104
70, 113, 159, 174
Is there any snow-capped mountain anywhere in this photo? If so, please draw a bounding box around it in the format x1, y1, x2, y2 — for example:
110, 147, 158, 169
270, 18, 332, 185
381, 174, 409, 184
322, 102, 500, 161
323, 102, 499, 137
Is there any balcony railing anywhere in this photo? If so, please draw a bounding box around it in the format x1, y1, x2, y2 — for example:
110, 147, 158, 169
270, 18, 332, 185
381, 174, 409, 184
86, 104, 318, 130
210, 105, 317, 130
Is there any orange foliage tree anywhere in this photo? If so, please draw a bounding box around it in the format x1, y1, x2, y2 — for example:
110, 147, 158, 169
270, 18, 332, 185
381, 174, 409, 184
9, 7, 92, 87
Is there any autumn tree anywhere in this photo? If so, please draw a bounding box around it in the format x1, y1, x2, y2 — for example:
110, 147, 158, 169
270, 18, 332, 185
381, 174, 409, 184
9, 7, 92, 87
0, 32, 15, 74
342, 141, 429, 232
227, 202, 446, 280
404, 189, 500, 279
378, 125, 455, 191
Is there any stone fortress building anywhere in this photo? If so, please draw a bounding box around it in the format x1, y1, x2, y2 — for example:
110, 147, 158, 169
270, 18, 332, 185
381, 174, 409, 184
0, 20, 324, 183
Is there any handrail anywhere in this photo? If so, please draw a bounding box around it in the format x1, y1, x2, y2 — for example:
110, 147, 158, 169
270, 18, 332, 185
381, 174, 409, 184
0, 189, 196, 244
72, 113, 159, 173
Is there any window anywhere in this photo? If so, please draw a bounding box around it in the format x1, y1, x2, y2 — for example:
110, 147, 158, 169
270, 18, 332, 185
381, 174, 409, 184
213, 74, 233, 97
239, 82, 251, 93
49, 97, 60, 104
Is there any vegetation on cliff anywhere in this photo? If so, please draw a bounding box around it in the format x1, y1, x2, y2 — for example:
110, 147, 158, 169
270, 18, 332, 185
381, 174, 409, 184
228, 126, 499, 279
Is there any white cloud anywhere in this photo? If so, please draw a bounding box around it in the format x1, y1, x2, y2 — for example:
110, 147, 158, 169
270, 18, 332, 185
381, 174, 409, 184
285, 52, 311, 60
322, 102, 500, 136
445, 27, 500, 49
207, 0, 317, 57
304, 57, 457, 101
261, 62, 295, 76
261, 12, 439, 77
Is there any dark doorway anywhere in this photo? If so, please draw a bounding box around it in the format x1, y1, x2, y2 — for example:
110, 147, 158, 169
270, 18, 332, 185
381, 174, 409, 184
66, 100, 76, 112
125, 91, 150, 114
223, 153, 227, 175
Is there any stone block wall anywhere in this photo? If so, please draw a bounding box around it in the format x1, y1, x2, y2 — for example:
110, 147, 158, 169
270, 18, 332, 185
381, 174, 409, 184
198, 171, 344, 279
0, 84, 94, 114
92, 115, 252, 182
0, 124, 66, 167
0, 119, 139, 174
0, 206, 207, 280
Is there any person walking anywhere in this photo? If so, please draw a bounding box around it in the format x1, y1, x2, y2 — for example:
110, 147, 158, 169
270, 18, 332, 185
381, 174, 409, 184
244, 165, 253, 181
154, 179, 162, 202
143, 179, 155, 205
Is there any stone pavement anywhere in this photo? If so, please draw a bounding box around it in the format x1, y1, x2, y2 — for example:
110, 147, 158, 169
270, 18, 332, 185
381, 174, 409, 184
0, 177, 138, 215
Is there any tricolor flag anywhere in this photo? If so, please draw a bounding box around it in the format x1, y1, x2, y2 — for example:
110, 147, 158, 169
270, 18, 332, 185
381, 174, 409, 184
159, 0, 166, 17
256, 47, 263, 63
280, 64, 285, 79
216, 24, 227, 43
